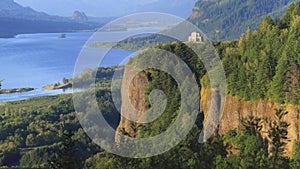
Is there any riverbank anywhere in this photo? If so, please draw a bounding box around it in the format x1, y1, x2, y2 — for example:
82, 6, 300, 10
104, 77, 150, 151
0, 87, 35, 94
42, 82, 72, 90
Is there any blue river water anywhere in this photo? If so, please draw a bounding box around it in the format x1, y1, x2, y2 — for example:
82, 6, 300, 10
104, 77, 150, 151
0, 32, 136, 102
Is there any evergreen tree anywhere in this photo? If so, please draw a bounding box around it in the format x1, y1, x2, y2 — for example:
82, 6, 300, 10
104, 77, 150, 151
270, 52, 289, 103
253, 50, 271, 100
268, 109, 290, 169
239, 116, 268, 169
49, 130, 84, 169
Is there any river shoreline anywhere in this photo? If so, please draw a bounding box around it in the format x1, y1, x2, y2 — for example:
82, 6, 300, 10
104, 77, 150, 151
0, 87, 35, 94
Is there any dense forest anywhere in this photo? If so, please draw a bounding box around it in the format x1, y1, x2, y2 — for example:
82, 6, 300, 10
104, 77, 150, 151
208, 2, 300, 105
0, 1, 300, 169
0, 67, 118, 168
189, 0, 297, 41
85, 2, 300, 168
91, 0, 298, 51
0, 89, 120, 168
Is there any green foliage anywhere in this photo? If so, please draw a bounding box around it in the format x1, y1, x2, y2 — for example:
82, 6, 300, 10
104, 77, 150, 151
85, 41, 228, 169
128, 42, 205, 138
113, 34, 176, 51
62, 77, 69, 84
20, 147, 55, 168
189, 0, 297, 41
290, 142, 300, 169
86, 134, 227, 169
217, 2, 300, 104
85, 4, 300, 166
90, 34, 176, 51
268, 109, 290, 168
0, 88, 119, 167
88, 109, 291, 169
1, 2, 300, 168
73, 66, 116, 89
49, 130, 84, 169
220, 110, 290, 169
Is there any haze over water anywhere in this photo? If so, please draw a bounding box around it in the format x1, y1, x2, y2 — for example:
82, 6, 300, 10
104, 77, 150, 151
0, 31, 138, 102
0, 32, 136, 89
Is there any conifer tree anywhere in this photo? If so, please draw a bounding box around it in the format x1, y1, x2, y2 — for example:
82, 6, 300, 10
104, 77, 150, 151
49, 130, 84, 169
268, 109, 290, 169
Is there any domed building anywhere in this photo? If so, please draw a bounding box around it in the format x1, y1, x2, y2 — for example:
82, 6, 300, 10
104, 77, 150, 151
188, 32, 204, 43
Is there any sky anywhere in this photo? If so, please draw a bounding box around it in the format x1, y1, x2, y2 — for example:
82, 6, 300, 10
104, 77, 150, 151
14, 0, 196, 18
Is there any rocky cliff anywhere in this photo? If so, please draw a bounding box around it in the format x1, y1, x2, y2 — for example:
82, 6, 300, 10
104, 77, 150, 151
115, 67, 300, 155
115, 66, 149, 139
200, 88, 300, 155
71, 11, 88, 22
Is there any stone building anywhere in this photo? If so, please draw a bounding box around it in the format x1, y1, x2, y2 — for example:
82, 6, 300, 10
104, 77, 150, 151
188, 32, 204, 43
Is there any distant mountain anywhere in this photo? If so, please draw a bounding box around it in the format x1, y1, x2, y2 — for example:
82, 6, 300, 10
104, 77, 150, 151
0, 0, 67, 21
188, 0, 298, 41
0, 0, 103, 38
11, 0, 196, 19
71, 11, 88, 22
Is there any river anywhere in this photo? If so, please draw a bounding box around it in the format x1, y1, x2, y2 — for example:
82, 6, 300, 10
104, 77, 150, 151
0, 31, 137, 102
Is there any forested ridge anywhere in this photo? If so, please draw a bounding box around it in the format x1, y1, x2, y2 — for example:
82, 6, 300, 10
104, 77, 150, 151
189, 0, 298, 41
0, 89, 120, 168
0, 1, 300, 169
208, 2, 300, 104
87, 3, 300, 168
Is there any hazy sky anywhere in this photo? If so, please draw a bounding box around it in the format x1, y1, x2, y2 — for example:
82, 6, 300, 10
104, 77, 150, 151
14, 0, 196, 18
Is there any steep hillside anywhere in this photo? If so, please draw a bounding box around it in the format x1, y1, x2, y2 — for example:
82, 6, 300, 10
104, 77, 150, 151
0, 0, 99, 38
116, 0, 300, 144
212, 2, 300, 105
110, 2, 300, 168
200, 88, 300, 155
189, 0, 298, 41
0, 0, 65, 21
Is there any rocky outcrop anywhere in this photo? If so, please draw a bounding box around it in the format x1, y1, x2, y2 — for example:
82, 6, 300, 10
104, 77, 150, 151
200, 88, 300, 155
115, 66, 149, 140
115, 67, 300, 156
71, 11, 88, 22
190, 6, 201, 19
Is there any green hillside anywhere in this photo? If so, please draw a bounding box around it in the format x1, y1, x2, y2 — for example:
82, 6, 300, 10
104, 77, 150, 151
189, 0, 298, 41
87, 2, 300, 168
0, 1, 300, 169
211, 2, 300, 104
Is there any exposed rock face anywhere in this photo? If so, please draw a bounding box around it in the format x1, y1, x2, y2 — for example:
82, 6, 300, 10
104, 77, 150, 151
190, 6, 201, 19
71, 11, 88, 22
115, 66, 149, 140
200, 88, 300, 155
115, 69, 300, 155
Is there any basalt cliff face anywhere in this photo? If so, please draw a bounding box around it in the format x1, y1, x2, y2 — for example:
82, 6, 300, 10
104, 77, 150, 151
115, 68, 300, 155
115, 67, 149, 139
200, 88, 300, 155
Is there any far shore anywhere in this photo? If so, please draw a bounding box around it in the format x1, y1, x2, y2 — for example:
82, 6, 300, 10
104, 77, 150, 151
0, 87, 35, 94
42, 82, 72, 91
0, 30, 95, 39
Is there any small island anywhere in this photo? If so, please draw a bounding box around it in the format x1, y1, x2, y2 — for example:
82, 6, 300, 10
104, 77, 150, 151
0, 87, 35, 94
58, 33, 66, 38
